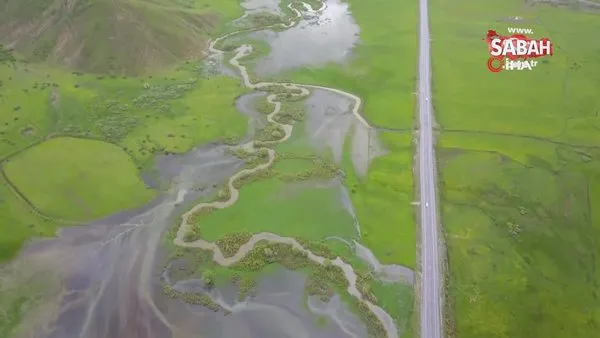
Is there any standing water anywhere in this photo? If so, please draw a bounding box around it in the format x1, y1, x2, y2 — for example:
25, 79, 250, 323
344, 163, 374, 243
0, 1, 411, 338
251, 0, 360, 76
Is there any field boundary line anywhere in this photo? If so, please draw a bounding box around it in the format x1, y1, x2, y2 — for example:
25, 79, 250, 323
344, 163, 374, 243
442, 129, 600, 149
0, 166, 82, 225
0, 132, 150, 226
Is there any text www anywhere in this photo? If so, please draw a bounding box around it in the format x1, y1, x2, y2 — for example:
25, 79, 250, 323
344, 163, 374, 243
507, 27, 534, 34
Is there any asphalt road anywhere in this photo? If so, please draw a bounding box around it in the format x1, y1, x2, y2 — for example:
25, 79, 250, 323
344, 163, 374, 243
417, 0, 443, 337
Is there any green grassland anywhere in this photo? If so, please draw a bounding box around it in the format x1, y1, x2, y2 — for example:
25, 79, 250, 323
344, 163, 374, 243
0, 63, 248, 257
440, 144, 600, 338
196, 168, 357, 242
371, 281, 415, 337
192, 110, 357, 241
3, 137, 154, 220
344, 132, 416, 268
0, 178, 60, 261
120, 76, 249, 160
430, 0, 600, 336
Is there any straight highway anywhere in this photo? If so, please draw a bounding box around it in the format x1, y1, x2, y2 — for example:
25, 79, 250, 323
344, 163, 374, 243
417, 0, 443, 337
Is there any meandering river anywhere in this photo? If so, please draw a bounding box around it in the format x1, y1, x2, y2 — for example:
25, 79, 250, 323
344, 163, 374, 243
3, 1, 414, 338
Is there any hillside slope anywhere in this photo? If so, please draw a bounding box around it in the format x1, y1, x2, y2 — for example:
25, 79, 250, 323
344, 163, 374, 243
0, 0, 240, 75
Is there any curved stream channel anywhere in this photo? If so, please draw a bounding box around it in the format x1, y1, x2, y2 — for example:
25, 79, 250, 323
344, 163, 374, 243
4, 1, 413, 338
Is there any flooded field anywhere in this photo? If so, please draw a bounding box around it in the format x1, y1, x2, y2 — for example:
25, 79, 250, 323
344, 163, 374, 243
242, 0, 283, 14
0, 1, 414, 338
9, 144, 244, 338
251, 0, 360, 76
235, 92, 269, 141
304, 89, 386, 177
167, 269, 369, 338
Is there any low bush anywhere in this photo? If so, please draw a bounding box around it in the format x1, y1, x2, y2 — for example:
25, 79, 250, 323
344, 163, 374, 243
248, 12, 284, 27
238, 275, 258, 300
255, 98, 275, 114
161, 284, 221, 312
215, 231, 254, 258
257, 123, 285, 142
183, 228, 200, 242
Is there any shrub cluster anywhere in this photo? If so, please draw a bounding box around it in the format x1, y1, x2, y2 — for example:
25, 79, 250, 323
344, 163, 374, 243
238, 276, 258, 300
273, 105, 306, 124
306, 273, 334, 302
276, 157, 339, 182
257, 122, 285, 142
261, 84, 302, 95
255, 98, 275, 115
133, 79, 197, 113
215, 231, 254, 258
182, 228, 200, 242
232, 241, 309, 271
0, 45, 16, 64
228, 147, 270, 169
232, 167, 273, 189
248, 12, 284, 27
296, 238, 336, 259
162, 284, 221, 312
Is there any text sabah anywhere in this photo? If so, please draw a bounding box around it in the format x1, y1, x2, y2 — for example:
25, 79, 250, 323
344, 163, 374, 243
489, 38, 552, 57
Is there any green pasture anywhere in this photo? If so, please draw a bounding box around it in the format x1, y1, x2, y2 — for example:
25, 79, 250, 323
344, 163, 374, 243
121, 76, 249, 162
430, 0, 600, 144
195, 160, 357, 242
371, 281, 415, 337
3, 137, 154, 221
440, 145, 600, 338
344, 132, 416, 268
431, 0, 600, 336
0, 178, 60, 261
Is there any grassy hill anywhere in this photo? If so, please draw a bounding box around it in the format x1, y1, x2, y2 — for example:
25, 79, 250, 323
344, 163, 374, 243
0, 0, 242, 75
